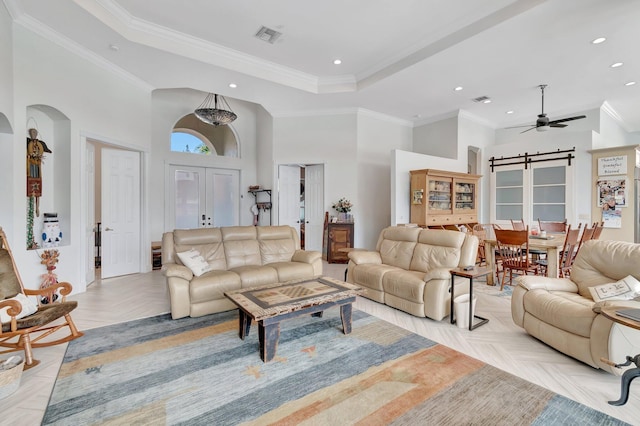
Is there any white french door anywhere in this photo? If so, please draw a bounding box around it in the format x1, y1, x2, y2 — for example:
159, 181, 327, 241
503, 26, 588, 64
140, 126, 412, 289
304, 164, 324, 251
101, 148, 141, 279
491, 160, 573, 227
278, 165, 302, 235
166, 165, 239, 230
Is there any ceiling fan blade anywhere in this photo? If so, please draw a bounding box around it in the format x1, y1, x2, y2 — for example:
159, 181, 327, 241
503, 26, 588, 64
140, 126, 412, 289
505, 124, 535, 129
549, 123, 567, 128
548, 115, 586, 125
520, 127, 537, 134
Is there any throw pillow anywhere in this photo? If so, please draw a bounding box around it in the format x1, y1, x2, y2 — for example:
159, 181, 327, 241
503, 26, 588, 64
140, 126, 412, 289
588, 275, 640, 302
176, 249, 213, 277
0, 293, 38, 324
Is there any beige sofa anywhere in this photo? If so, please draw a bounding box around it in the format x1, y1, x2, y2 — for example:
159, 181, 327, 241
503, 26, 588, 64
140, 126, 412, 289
162, 225, 322, 319
346, 226, 479, 320
512, 239, 640, 374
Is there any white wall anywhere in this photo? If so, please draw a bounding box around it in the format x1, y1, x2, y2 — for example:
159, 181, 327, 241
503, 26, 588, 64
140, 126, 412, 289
413, 115, 458, 158
0, 3, 13, 129
4, 26, 151, 293
357, 112, 412, 248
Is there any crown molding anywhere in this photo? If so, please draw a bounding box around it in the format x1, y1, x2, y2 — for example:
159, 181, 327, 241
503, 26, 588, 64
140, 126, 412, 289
3, 0, 21, 20
457, 109, 496, 129
412, 110, 459, 127
601, 101, 632, 133
13, 13, 154, 92
73, 0, 362, 94
357, 108, 413, 127
270, 108, 359, 118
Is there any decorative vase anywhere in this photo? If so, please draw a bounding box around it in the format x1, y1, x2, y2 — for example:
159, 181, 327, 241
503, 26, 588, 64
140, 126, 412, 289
338, 213, 347, 222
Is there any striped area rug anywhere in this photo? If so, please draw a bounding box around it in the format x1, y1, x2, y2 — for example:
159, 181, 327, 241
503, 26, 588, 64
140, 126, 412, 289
43, 309, 628, 425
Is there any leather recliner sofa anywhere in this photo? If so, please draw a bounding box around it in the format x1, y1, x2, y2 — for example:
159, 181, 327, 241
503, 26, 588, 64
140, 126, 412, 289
512, 239, 640, 374
346, 226, 479, 320
162, 225, 322, 319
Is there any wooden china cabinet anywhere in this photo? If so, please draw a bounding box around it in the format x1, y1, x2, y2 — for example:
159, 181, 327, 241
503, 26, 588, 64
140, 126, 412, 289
410, 169, 481, 228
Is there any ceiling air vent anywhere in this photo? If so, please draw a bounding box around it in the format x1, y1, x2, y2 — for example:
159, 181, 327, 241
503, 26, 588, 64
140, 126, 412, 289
255, 26, 282, 44
472, 96, 491, 103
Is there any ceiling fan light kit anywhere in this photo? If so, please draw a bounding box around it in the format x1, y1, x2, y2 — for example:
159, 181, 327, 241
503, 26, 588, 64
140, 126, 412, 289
506, 84, 586, 133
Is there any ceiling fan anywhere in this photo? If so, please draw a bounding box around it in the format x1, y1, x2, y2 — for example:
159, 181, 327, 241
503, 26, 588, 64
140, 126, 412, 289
507, 84, 586, 133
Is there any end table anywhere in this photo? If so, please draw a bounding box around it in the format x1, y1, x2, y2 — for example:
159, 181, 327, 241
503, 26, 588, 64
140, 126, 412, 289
450, 266, 491, 330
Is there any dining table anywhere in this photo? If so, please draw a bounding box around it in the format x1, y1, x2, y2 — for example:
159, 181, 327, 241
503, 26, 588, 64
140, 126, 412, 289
483, 233, 565, 286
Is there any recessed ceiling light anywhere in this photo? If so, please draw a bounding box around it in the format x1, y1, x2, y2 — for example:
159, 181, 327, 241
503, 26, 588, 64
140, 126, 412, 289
483, 99, 492, 104
333, 59, 342, 65
454, 86, 463, 91
506, 110, 514, 114
591, 37, 606, 44
228, 83, 237, 88
625, 81, 636, 86
108, 44, 119, 51
610, 62, 623, 68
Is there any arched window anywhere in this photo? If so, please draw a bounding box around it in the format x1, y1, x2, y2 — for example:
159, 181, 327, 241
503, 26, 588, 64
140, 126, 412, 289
171, 113, 239, 157
170, 131, 213, 155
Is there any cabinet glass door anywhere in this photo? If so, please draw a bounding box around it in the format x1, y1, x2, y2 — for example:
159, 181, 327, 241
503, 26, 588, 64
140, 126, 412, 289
455, 181, 476, 211
428, 178, 452, 213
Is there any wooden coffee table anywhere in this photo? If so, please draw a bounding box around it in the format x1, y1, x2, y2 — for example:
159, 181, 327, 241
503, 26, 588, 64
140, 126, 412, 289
224, 276, 363, 362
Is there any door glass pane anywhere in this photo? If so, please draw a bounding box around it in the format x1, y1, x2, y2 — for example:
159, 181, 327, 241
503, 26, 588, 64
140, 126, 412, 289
212, 173, 235, 227
533, 186, 565, 203
175, 170, 199, 229
496, 170, 523, 187
496, 205, 523, 220
533, 205, 565, 221
533, 166, 565, 185
496, 188, 523, 203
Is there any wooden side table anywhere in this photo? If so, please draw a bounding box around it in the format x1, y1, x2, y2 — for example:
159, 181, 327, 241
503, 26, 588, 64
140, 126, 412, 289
600, 307, 640, 406
449, 266, 491, 330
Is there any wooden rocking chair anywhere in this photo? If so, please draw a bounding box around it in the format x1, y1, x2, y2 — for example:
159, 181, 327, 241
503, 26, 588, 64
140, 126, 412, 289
0, 227, 83, 369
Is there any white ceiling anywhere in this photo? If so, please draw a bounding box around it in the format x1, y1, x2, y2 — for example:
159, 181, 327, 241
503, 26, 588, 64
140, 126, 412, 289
6, 0, 640, 131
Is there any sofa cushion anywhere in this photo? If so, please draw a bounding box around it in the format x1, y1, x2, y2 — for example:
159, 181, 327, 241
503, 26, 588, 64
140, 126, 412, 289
572, 240, 640, 298
224, 240, 262, 269
231, 265, 278, 288
409, 230, 464, 273
523, 289, 596, 338
382, 270, 426, 303
352, 263, 402, 292
258, 226, 297, 264
376, 227, 420, 270
267, 261, 315, 282
190, 271, 241, 303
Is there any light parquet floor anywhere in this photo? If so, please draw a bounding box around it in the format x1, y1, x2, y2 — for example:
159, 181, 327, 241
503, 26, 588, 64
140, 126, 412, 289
0, 263, 638, 425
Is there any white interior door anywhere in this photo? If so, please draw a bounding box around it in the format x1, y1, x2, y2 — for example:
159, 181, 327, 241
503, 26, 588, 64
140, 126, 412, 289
278, 165, 301, 234
85, 141, 96, 284
305, 164, 324, 251
101, 148, 141, 279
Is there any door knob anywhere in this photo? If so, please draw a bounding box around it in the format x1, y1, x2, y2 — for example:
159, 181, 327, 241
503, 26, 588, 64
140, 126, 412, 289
105, 227, 114, 231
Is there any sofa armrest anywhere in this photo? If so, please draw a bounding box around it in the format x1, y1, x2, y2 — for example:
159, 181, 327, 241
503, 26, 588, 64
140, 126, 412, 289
424, 267, 452, 282
515, 276, 578, 293
163, 263, 193, 281
348, 251, 382, 265
292, 250, 321, 264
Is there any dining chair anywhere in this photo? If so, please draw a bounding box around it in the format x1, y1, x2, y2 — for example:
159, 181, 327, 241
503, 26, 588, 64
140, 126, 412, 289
575, 223, 597, 258
493, 227, 539, 291
472, 224, 489, 266
510, 219, 526, 231
538, 219, 568, 233
536, 223, 582, 278
592, 221, 604, 240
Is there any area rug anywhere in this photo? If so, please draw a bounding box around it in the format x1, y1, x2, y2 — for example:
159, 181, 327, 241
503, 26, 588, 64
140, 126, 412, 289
43, 310, 627, 425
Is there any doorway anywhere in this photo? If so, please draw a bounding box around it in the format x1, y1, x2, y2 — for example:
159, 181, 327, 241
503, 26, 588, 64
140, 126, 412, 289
86, 140, 143, 284
278, 164, 324, 251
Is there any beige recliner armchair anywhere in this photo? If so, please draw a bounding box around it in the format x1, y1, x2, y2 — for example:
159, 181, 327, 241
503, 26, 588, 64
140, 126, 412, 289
512, 239, 640, 374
